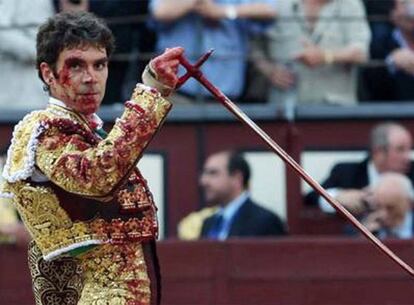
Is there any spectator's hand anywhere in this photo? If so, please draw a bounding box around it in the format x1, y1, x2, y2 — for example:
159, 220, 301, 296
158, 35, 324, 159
336, 189, 371, 215
268, 64, 296, 90
361, 209, 387, 233
294, 40, 325, 68
195, 0, 226, 21
391, 48, 414, 75
150, 47, 184, 89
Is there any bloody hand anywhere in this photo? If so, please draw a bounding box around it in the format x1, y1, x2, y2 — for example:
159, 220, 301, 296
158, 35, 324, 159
150, 47, 184, 89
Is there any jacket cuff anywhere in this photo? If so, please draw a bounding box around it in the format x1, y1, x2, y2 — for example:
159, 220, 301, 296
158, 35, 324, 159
141, 63, 174, 97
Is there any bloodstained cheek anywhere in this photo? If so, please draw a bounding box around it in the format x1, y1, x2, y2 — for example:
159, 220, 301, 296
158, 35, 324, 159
56, 64, 85, 107
54, 64, 75, 103
59, 64, 72, 87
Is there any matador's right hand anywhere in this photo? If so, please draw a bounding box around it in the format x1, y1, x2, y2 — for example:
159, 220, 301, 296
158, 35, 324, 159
142, 47, 184, 97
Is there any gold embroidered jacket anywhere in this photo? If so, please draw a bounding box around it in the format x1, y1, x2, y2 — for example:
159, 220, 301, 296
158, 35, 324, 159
1, 84, 171, 260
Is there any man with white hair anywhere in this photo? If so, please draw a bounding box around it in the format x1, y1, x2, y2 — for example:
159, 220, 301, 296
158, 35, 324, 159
359, 172, 414, 239
305, 122, 414, 217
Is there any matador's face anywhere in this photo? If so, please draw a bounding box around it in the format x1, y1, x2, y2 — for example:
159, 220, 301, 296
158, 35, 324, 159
42, 45, 108, 115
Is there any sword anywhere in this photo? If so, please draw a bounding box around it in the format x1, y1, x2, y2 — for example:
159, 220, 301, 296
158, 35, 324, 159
176, 49, 414, 277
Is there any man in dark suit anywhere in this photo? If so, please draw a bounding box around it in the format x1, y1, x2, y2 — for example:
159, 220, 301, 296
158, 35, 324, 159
199, 151, 286, 239
305, 122, 414, 216
363, 0, 414, 101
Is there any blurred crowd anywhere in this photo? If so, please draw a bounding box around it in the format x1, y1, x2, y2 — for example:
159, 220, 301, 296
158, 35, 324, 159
2, 0, 414, 108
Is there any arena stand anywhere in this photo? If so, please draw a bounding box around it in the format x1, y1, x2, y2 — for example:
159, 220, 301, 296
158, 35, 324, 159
1, 102, 414, 305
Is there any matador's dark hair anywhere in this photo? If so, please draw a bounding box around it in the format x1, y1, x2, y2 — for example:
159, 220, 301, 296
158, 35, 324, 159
36, 11, 115, 89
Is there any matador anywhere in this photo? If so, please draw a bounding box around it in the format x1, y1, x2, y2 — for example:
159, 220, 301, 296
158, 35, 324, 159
1, 11, 183, 305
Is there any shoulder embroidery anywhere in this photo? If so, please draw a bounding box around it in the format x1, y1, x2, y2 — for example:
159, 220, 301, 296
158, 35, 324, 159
2, 111, 48, 183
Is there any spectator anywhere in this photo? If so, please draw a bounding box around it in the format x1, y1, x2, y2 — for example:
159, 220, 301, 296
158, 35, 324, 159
305, 122, 414, 217
351, 173, 414, 239
362, 0, 394, 43
149, 0, 277, 104
253, 0, 371, 106
363, 0, 414, 101
189, 151, 286, 240
0, 0, 54, 109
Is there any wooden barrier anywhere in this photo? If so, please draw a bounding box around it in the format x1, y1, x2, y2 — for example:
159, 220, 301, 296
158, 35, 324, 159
2, 106, 414, 236
4, 118, 414, 237
1, 238, 414, 305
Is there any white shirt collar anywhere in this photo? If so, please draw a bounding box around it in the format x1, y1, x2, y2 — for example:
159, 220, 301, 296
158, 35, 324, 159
48, 96, 67, 108
221, 191, 249, 221
367, 161, 380, 187
214, 191, 249, 240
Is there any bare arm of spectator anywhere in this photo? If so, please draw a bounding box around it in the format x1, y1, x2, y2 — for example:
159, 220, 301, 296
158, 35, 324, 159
294, 41, 368, 69
151, 0, 200, 22
335, 0, 371, 64
327, 45, 368, 64
295, 0, 370, 68
195, 0, 277, 21
319, 188, 373, 215
335, 189, 373, 215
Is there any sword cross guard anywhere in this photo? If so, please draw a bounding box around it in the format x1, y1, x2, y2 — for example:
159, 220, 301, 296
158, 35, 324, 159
176, 49, 214, 89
